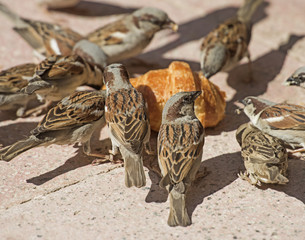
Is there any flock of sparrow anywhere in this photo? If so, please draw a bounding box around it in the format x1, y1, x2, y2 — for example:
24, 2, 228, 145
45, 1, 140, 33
0, 0, 304, 227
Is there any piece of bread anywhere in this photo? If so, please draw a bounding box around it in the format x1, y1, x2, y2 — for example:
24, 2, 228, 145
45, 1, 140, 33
130, 61, 226, 131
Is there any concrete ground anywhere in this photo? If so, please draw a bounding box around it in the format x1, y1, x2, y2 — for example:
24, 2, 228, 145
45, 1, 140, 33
0, 0, 305, 239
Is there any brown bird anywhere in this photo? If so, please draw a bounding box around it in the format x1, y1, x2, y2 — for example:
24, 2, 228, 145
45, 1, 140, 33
241, 96, 305, 152
283, 66, 305, 89
236, 122, 289, 186
0, 2, 83, 59
0, 90, 106, 162
0, 63, 37, 117
86, 7, 178, 63
200, 0, 263, 80
103, 63, 152, 188
20, 40, 107, 116
158, 91, 204, 227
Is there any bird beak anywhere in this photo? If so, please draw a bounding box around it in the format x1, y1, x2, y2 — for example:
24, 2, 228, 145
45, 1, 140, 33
191, 91, 203, 101
239, 99, 247, 106
283, 77, 297, 86
163, 19, 178, 32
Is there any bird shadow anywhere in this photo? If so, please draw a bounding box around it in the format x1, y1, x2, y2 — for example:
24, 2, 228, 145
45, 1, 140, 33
186, 151, 242, 219
47, 1, 137, 17
26, 128, 112, 185
257, 157, 305, 204
211, 34, 305, 134
144, 147, 305, 223
0, 121, 38, 146
129, 2, 269, 74
144, 131, 168, 203
144, 150, 243, 209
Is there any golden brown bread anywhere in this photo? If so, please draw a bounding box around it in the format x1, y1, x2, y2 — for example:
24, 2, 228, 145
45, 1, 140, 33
129, 61, 226, 131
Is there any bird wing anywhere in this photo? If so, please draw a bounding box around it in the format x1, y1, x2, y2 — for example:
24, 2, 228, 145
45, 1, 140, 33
0, 63, 36, 93
14, 18, 83, 56
31, 90, 105, 135
86, 18, 129, 46
34, 54, 84, 79
201, 17, 249, 59
158, 121, 204, 185
106, 88, 150, 154
242, 129, 287, 164
260, 104, 305, 130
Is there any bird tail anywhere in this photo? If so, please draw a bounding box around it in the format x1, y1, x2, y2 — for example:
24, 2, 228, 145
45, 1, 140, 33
0, 136, 41, 162
20, 78, 51, 95
0, 2, 25, 26
123, 151, 146, 188
168, 185, 191, 227
237, 0, 263, 23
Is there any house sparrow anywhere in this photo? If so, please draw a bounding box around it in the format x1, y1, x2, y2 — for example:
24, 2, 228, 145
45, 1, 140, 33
0, 63, 37, 117
200, 0, 263, 79
103, 63, 151, 188
236, 122, 289, 186
38, 0, 81, 9
0, 90, 106, 162
158, 91, 204, 227
20, 40, 107, 116
283, 66, 305, 88
241, 96, 305, 151
0, 2, 83, 59
86, 7, 178, 63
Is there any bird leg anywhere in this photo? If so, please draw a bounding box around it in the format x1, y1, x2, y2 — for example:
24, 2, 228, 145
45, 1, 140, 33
90, 146, 123, 165
289, 148, 305, 154
144, 142, 155, 155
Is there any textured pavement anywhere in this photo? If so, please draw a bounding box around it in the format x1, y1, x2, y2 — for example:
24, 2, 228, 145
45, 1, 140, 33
0, 0, 305, 239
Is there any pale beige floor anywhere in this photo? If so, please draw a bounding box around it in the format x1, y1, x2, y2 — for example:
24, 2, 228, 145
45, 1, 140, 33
0, 0, 305, 239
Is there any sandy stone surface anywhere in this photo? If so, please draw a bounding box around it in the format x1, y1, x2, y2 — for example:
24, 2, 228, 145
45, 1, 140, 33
0, 0, 305, 239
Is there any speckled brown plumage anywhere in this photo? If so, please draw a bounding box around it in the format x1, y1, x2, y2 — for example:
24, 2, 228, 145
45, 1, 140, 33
236, 123, 288, 186
86, 7, 177, 63
157, 91, 204, 227
0, 90, 106, 162
0, 2, 83, 58
0, 63, 37, 116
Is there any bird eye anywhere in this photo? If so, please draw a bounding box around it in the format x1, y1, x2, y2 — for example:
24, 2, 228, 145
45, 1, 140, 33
183, 95, 192, 103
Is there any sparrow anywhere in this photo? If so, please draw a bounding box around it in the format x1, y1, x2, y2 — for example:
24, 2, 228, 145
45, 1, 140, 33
103, 63, 151, 188
38, 0, 81, 9
86, 7, 178, 63
0, 63, 37, 117
20, 40, 107, 116
0, 90, 106, 162
283, 66, 305, 88
236, 122, 289, 186
0, 2, 83, 59
158, 91, 204, 227
241, 96, 305, 151
200, 0, 263, 79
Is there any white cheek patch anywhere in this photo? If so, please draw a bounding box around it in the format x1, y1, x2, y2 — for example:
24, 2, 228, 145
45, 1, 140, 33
92, 109, 104, 116
110, 32, 127, 41
265, 116, 285, 123
105, 106, 108, 112
50, 38, 61, 55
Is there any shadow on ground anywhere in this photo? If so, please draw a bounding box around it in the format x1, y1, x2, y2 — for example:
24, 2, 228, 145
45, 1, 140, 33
0, 121, 38, 146
128, 2, 268, 75
26, 128, 113, 185
206, 34, 305, 135
48, 1, 137, 16
145, 148, 305, 225
258, 157, 305, 204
